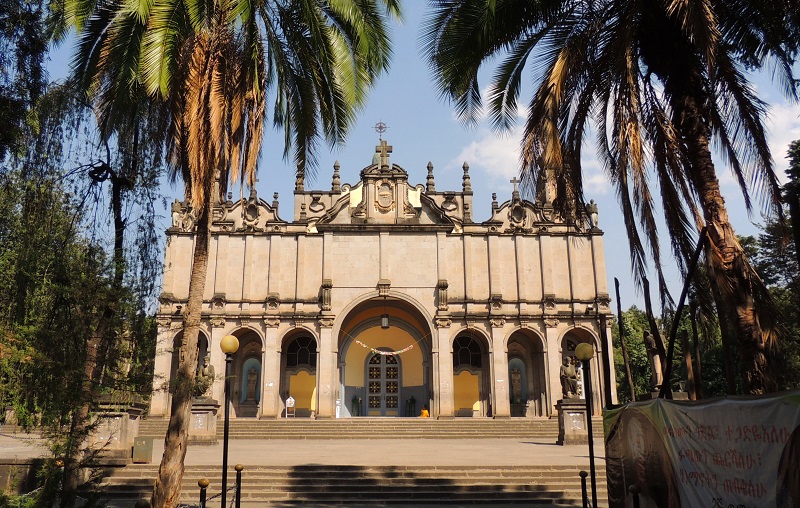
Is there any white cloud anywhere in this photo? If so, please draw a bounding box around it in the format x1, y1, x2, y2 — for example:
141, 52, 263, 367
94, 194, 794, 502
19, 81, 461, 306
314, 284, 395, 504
765, 102, 800, 182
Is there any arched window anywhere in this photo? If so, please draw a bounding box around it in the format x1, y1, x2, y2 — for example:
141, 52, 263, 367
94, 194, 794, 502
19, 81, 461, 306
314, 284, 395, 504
453, 335, 482, 368
286, 336, 317, 368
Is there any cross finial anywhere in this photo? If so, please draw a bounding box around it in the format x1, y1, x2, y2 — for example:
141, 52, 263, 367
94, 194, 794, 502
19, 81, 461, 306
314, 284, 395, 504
510, 177, 519, 193
375, 139, 393, 168
374, 121, 388, 141
510, 176, 521, 200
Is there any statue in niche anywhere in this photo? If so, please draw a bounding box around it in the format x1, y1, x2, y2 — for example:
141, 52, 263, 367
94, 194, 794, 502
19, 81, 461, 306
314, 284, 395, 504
510, 368, 522, 403
246, 367, 258, 401
560, 357, 578, 399
585, 199, 599, 228
194, 356, 215, 398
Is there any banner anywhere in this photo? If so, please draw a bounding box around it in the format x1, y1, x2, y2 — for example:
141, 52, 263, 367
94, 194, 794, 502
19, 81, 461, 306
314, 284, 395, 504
604, 391, 800, 508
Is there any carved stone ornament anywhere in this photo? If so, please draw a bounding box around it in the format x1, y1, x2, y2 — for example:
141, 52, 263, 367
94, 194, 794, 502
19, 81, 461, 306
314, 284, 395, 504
508, 202, 527, 227
318, 316, 335, 328
156, 316, 172, 328
435, 317, 452, 328
436, 279, 449, 311
490, 317, 506, 328
266, 293, 280, 311
490, 293, 503, 311
320, 279, 333, 311
263, 317, 280, 328
375, 181, 395, 213
544, 318, 560, 328
309, 193, 325, 212
212, 293, 226, 310
442, 193, 458, 212
543, 294, 556, 310
377, 279, 391, 297
210, 316, 226, 328
598, 293, 612, 310
351, 200, 367, 218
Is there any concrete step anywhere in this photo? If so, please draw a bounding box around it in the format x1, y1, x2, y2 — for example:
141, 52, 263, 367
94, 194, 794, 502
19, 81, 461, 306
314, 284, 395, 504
94, 464, 606, 506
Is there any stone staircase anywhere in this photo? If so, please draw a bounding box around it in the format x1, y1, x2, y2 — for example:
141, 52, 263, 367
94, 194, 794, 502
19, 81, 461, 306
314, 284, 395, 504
138, 417, 605, 441
96, 464, 607, 506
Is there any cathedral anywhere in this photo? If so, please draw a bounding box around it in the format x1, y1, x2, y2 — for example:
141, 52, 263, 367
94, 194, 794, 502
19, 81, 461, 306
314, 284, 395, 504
150, 139, 616, 420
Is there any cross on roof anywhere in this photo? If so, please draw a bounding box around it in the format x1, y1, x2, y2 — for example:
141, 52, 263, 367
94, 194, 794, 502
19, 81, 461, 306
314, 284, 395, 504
510, 177, 520, 193
375, 139, 393, 168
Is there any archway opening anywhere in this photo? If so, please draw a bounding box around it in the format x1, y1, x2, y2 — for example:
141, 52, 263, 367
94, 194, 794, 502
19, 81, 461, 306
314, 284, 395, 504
562, 328, 601, 414
280, 333, 318, 417
452, 332, 490, 417
230, 328, 262, 418
507, 330, 548, 417
338, 297, 432, 417
169, 330, 209, 394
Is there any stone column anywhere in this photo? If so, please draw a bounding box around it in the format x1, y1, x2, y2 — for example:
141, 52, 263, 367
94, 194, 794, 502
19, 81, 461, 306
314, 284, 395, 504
490, 321, 510, 418
209, 322, 228, 411
317, 324, 336, 418
149, 319, 175, 417
261, 323, 281, 418
435, 324, 454, 418
545, 320, 563, 415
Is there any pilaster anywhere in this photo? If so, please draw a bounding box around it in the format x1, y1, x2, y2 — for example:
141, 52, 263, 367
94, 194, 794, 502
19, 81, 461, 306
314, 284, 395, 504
317, 324, 336, 417
490, 323, 510, 418
545, 320, 563, 415
436, 326, 454, 418
261, 323, 281, 418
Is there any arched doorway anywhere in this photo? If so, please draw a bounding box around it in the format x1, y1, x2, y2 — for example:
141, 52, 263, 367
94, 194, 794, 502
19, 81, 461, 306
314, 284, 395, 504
169, 330, 209, 394
338, 298, 432, 417
562, 328, 602, 414
280, 333, 318, 417
507, 330, 548, 416
452, 332, 491, 417
230, 328, 263, 418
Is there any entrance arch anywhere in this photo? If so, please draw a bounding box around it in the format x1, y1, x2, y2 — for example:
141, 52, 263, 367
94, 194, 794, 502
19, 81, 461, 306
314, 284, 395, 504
561, 328, 602, 414
452, 331, 491, 417
507, 330, 548, 416
280, 332, 318, 417
338, 297, 432, 417
228, 327, 263, 418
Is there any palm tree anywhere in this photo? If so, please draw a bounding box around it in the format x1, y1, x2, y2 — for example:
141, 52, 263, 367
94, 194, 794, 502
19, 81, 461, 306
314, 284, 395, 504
424, 0, 799, 394
64, 0, 399, 506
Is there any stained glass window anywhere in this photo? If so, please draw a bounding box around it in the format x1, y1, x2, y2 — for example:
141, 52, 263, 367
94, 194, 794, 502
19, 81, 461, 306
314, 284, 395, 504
453, 335, 483, 368
286, 336, 317, 368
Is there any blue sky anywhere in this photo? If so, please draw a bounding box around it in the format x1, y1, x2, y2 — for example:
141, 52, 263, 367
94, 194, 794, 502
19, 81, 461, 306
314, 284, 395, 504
48, 4, 800, 312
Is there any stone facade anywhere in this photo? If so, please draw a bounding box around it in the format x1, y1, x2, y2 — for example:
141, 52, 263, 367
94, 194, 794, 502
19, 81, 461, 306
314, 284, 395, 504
151, 140, 616, 419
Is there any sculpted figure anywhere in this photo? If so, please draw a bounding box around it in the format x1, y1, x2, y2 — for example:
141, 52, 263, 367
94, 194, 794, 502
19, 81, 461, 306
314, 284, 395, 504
510, 368, 522, 403
194, 356, 215, 398
560, 357, 578, 398
246, 367, 258, 401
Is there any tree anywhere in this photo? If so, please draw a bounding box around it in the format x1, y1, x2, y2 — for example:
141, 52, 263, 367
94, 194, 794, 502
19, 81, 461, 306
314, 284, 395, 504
423, 0, 799, 393
65, 1, 400, 506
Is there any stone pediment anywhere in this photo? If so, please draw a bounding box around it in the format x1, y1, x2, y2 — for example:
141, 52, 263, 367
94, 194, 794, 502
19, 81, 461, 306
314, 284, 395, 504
312, 174, 456, 232
482, 197, 564, 233
209, 190, 287, 234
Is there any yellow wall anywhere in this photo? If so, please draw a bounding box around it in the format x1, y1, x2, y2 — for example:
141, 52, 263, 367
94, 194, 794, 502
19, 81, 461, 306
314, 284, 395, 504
343, 326, 423, 386
453, 370, 479, 410
289, 371, 315, 409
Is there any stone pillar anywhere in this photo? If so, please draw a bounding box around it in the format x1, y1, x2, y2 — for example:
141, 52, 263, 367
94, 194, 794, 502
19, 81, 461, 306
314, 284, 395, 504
436, 325, 454, 418
262, 323, 281, 417
545, 320, 563, 415
150, 319, 175, 417
317, 324, 336, 418
209, 322, 228, 414
490, 322, 510, 418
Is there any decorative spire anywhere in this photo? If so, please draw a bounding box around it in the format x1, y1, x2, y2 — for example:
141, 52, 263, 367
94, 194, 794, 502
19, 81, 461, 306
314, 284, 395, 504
426, 161, 435, 193
462, 162, 472, 193
272, 192, 279, 210
492, 192, 498, 210
332, 161, 341, 192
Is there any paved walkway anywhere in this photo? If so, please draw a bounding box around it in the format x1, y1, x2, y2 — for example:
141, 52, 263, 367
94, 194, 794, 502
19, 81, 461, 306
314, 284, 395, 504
0, 432, 605, 467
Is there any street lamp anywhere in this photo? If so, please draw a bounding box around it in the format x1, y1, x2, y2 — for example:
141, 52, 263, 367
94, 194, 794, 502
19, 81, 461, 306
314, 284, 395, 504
575, 342, 598, 508
220, 334, 239, 508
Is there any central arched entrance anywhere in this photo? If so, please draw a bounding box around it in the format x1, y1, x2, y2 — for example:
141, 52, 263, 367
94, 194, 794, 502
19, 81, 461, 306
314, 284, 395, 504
338, 297, 433, 417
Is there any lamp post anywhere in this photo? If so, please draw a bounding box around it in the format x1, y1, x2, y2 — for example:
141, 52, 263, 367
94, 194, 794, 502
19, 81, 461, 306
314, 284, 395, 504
220, 334, 239, 508
575, 342, 598, 508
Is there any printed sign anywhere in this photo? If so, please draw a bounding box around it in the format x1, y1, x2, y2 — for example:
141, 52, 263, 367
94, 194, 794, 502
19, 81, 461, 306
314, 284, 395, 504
604, 391, 800, 508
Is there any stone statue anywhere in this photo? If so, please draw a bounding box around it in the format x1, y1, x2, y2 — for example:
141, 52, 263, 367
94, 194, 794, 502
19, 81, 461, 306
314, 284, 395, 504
246, 367, 258, 401
560, 357, 578, 398
644, 331, 664, 390
171, 200, 183, 228
194, 356, 215, 398
585, 199, 599, 228
510, 368, 522, 403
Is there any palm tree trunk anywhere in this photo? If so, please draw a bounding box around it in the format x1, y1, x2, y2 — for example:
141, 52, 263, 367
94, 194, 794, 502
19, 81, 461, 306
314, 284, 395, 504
151, 202, 211, 508
672, 88, 774, 394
